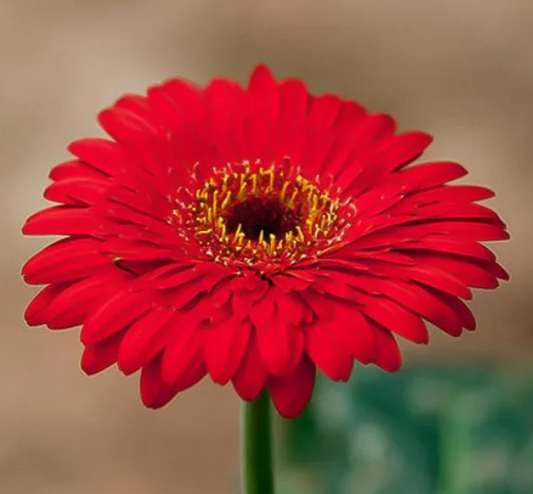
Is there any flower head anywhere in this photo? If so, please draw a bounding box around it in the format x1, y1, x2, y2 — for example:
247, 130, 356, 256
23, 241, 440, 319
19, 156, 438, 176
22, 65, 509, 418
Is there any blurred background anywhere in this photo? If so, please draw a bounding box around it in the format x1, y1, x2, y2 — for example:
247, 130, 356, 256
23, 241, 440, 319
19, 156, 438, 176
1, 0, 531, 493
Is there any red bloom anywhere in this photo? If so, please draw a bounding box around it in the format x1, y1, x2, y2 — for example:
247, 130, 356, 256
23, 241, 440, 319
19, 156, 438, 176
22, 65, 509, 418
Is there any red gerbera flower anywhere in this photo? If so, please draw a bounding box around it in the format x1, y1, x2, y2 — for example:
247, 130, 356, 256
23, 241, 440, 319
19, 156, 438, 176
22, 65, 509, 418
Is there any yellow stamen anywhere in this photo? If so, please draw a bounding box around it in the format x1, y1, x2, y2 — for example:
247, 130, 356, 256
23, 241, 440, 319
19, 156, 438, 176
184, 159, 345, 268
280, 181, 290, 201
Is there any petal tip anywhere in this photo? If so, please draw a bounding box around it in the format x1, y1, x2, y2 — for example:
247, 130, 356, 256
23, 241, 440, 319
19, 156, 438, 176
248, 64, 276, 89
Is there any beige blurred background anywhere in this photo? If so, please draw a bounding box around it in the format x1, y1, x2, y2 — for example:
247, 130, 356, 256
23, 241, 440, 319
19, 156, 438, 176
1, 1, 531, 493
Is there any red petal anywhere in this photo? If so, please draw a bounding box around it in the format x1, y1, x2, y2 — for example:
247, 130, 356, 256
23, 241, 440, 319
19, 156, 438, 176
80, 289, 153, 345
113, 94, 154, 118
308, 94, 342, 130
410, 221, 509, 241
397, 185, 495, 210
45, 270, 126, 329
50, 160, 105, 181
205, 78, 246, 162
376, 279, 464, 336
400, 263, 473, 300
412, 203, 504, 224
300, 94, 343, 175
249, 291, 276, 330
335, 100, 366, 129
326, 112, 367, 177
401, 238, 497, 261
246, 65, 280, 163
361, 297, 429, 344
434, 291, 477, 331
351, 113, 397, 147
23, 206, 99, 236
326, 303, 375, 364
394, 161, 468, 189
256, 308, 304, 377
268, 356, 316, 419
24, 283, 69, 326
155, 77, 205, 128
44, 177, 108, 206
379, 131, 433, 171
97, 107, 165, 147
353, 186, 405, 219
160, 316, 205, 385
301, 127, 337, 177
277, 79, 309, 162
140, 357, 206, 409
413, 254, 499, 289
22, 238, 110, 285
117, 308, 175, 375
151, 78, 209, 174
150, 263, 231, 291
273, 290, 305, 326
305, 322, 354, 381
371, 324, 402, 372
68, 138, 126, 176
81, 330, 125, 375
271, 274, 310, 292
204, 318, 251, 384
232, 335, 267, 401
491, 262, 510, 281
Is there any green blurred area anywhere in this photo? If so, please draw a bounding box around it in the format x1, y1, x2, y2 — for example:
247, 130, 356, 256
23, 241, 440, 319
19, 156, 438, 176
280, 367, 533, 494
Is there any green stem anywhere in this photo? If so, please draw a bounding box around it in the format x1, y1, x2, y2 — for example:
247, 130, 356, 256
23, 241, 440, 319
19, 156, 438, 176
241, 391, 275, 494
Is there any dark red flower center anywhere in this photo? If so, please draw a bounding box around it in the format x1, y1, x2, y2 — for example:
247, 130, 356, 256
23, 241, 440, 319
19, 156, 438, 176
225, 196, 301, 241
